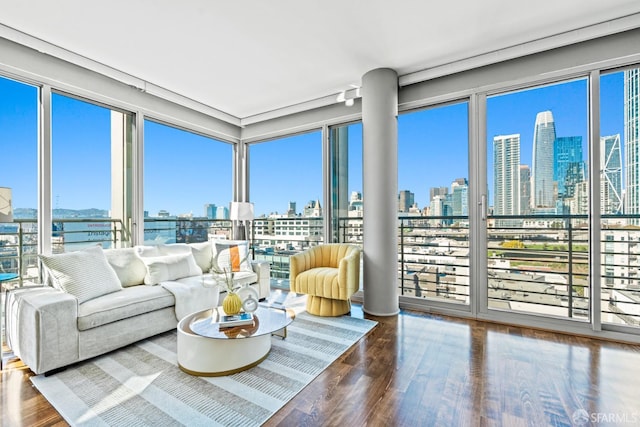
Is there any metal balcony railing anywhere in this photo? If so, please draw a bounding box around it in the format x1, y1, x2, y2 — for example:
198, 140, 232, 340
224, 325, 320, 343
0, 218, 125, 287
142, 218, 233, 244
486, 214, 590, 320
2, 213, 639, 328
337, 213, 640, 328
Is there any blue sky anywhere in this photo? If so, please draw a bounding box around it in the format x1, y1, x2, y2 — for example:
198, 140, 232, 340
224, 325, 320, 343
0, 73, 626, 217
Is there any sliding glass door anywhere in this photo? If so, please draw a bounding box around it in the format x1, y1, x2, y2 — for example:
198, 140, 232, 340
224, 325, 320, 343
599, 67, 640, 331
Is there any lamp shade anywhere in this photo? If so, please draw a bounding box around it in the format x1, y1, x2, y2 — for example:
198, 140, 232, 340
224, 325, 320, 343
0, 187, 12, 223
229, 202, 254, 221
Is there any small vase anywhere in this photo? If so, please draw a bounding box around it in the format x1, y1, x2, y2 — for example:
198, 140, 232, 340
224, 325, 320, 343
223, 292, 243, 315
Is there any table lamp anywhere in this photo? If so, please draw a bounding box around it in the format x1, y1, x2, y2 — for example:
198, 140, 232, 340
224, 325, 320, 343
229, 201, 254, 240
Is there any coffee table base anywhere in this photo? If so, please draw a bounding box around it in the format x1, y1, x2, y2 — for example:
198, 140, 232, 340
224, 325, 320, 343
177, 317, 273, 376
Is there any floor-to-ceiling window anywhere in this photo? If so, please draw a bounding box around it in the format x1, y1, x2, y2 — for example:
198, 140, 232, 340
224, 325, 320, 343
397, 101, 470, 305
0, 76, 38, 283
486, 78, 589, 321
51, 93, 133, 252
248, 130, 322, 283
600, 67, 640, 330
143, 119, 232, 245
329, 122, 363, 244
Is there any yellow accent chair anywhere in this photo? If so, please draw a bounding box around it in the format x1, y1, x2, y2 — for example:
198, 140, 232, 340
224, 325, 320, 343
289, 244, 361, 316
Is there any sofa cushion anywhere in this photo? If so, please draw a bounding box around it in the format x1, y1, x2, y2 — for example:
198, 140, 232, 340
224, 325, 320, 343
212, 240, 252, 273
141, 253, 203, 285
189, 241, 213, 272
77, 285, 175, 331
103, 248, 147, 287
39, 245, 123, 303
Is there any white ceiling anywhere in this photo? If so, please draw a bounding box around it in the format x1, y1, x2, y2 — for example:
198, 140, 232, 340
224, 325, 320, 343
1, 0, 640, 122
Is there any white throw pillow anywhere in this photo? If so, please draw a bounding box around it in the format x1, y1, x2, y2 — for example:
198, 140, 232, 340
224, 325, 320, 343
211, 240, 252, 273
39, 245, 123, 303
158, 243, 191, 256
103, 248, 147, 287
141, 253, 203, 285
188, 241, 213, 272
135, 245, 163, 258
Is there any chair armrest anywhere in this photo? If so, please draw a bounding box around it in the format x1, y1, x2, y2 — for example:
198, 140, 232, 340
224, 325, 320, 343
338, 249, 361, 298
5, 286, 79, 375
251, 261, 271, 300
289, 251, 310, 289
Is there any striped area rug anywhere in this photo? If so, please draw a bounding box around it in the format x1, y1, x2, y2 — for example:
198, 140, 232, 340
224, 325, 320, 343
31, 312, 377, 427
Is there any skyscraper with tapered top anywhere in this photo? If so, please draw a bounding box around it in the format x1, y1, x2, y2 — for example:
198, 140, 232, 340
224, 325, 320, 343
532, 110, 556, 210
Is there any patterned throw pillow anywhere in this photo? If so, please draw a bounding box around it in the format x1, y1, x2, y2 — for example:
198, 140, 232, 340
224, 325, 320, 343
212, 240, 252, 273
39, 245, 123, 303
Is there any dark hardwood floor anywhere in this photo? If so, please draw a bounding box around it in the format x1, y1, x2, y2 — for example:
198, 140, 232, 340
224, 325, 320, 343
3, 302, 640, 426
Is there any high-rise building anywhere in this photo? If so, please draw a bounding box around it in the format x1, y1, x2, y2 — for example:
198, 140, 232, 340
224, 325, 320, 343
554, 136, 583, 199
286, 201, 297, 216
429, 194, 451, 226
451, 178, 468, 216
562, 162, 585, 200
601, 134, 623, 215
493, 134, 521, 216
429, 186, 448, 205
349, 191, 363, 213
204, 203, 217, 219
215, 206, 228, 219
519, 165, 531, 215
398, 190, 414, 213
532, 111, 557, 209
625, 70, 640, 224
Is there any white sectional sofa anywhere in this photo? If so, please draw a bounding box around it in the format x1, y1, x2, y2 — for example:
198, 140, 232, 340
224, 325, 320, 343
5, 240, 270, 375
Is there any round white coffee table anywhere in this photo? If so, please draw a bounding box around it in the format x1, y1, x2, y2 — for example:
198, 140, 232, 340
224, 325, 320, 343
177, 305, 295, 376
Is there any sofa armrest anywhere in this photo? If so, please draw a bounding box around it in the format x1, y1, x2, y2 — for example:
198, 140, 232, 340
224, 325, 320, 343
5, 286, 79, 375
251, 261, 271, 300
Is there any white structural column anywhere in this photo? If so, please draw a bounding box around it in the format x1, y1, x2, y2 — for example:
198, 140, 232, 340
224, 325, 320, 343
362, 68, 399, 316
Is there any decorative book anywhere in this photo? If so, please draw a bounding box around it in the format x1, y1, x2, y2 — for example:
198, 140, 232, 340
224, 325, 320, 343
219, 312, 254, 327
